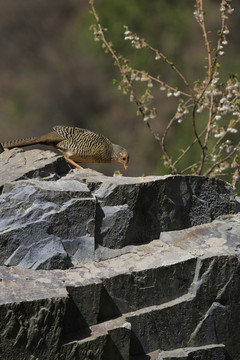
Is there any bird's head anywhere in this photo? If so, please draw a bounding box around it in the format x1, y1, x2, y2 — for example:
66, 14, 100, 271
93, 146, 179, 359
112, 144, 129, 170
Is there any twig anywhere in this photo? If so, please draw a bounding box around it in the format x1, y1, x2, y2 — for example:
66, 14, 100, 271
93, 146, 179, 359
204, 142, 240, 176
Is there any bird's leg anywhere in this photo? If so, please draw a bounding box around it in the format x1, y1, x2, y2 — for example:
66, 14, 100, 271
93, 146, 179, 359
64, 155, 83, 169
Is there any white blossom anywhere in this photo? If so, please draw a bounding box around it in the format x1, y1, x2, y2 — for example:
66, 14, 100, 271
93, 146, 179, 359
141, 75, 148, 82
212, 77, 219, 84
227, 128, 238, 133
221, 105, 229, 111
214, 131, 225, 138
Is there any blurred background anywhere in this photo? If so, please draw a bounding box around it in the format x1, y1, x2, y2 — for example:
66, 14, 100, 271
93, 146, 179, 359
0, 0, 239, 176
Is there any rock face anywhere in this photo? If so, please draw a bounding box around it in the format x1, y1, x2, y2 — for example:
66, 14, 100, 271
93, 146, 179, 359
0, 148, 239, 360
0, 148, 236, 269
1, 214, 240, 360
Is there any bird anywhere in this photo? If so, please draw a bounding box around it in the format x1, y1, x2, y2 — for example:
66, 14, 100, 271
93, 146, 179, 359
2, 125, 129, 170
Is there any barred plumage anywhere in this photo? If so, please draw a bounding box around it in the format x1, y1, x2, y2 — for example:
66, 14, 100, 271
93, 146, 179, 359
2, 126, 129, 170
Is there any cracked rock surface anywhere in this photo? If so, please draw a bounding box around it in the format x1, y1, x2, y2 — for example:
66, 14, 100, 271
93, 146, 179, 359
0, 214, 240, 359
0, 148, 236, 269
0, 148, 239, 359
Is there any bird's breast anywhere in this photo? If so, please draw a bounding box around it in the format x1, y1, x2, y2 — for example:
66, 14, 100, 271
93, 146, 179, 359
58, 143, 112, 163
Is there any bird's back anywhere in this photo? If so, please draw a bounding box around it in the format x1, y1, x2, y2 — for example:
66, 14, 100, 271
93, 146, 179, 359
53, 126, 114, 163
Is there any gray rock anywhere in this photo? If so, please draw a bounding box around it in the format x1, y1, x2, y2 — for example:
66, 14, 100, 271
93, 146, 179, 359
156, 344, 228, 359
0, 178, 95, 269
60, 319, 132, 360
0, 148, 71, 186
91, 174, 236, 249
0, 147, 239, 359
0, 214, 240, 359
0, 148, 236, 268
235, 196, 240, 212
5, 235, 71, 270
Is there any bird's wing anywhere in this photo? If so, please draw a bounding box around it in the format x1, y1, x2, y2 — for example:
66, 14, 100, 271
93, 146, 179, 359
53, 126, 86, 140
53, 125, 113, 147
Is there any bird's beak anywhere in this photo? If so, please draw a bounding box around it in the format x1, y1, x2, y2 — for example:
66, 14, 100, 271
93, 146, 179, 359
124, 163, 128, 170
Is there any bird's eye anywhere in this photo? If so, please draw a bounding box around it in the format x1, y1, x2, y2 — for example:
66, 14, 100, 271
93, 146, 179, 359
122, 156, 126, 161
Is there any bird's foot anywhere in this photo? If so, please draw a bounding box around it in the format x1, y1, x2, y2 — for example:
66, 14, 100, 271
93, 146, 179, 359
64, 155, 83, 169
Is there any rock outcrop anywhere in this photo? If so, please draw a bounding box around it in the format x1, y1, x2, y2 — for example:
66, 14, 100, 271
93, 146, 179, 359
0, 148, 236, 269
0, 147, 239, 360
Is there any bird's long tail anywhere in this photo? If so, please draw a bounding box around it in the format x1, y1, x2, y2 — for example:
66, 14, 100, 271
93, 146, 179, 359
2, 132, 64, 149
2, 137, 39, 149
